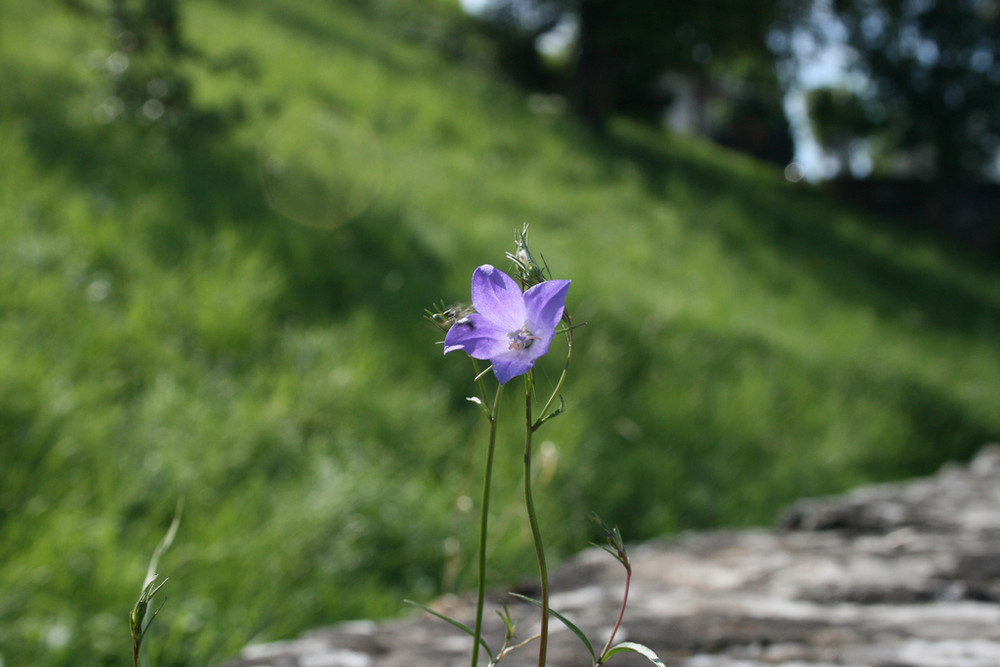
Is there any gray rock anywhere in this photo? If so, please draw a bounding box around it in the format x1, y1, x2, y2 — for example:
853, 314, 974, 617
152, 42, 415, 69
224, 445, 1000, 666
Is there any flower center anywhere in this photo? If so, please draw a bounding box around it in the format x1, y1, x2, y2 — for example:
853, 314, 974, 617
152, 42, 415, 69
508, 323, 539, 352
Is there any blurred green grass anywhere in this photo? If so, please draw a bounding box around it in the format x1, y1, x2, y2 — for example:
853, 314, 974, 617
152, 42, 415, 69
2, 0, 999, 665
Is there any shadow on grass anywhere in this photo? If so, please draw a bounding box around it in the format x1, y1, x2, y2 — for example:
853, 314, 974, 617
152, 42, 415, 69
567, 316, 995, 539
4, 59, 448, 339
593, 124, 1000, 342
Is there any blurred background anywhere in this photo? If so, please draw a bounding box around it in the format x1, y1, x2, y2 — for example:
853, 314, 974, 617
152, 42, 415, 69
1, 0, 998, 665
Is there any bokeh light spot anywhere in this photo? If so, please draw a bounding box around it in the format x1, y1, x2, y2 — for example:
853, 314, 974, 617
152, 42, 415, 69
258, 103, 383, 229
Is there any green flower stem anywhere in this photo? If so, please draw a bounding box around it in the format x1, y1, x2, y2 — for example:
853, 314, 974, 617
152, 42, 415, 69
524, 373, 549, 667
522, 315, 573, 666
471, 380, 503, 667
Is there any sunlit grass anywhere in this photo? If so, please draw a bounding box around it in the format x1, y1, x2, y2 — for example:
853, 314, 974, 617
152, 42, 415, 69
2, 0, 999, 665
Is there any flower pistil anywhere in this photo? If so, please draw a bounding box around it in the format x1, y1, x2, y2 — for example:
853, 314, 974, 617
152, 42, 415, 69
508, 324, 540, 352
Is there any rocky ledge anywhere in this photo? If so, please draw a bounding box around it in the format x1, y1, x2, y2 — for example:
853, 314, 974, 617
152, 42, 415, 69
225, 445, 1000, 667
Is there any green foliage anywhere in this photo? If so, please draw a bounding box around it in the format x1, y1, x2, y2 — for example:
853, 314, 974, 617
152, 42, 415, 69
804, 86, 877, 174
1, 1, 999, 666
826, 0, 1000, 180
480, 0, 808, 127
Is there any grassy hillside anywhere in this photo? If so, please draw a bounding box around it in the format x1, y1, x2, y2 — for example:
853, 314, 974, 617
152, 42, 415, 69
2, 0, 999, 665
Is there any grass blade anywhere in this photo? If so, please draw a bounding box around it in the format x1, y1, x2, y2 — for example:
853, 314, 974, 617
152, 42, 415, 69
509, 592, 596, 662
404, 600, 494, 663
601, 641, 665, 665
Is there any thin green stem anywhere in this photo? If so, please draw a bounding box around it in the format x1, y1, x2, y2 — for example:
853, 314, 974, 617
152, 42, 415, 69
534, 312, 574, 430
523, 373, 549, 667
597, 567, 631, 664
471, 381, 503, 667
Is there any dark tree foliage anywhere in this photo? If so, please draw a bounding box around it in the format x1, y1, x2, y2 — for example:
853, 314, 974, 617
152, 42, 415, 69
805, 86, 878, 174
477, 2, 563, 91
479, 0, 808, 131
831, 0, 1000, 181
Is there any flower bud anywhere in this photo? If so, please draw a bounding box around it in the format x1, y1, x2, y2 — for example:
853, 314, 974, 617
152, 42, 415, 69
505, 223, 549, 289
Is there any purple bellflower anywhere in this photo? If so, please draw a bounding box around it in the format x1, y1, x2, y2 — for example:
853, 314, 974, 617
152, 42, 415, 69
444, 265, 570, 385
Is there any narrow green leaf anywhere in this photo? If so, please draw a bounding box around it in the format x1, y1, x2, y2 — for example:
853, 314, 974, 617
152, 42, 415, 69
496, 601, 517, 643
601, 641, 665, 665
403, 600, 494, 663
509, 593, 596, 662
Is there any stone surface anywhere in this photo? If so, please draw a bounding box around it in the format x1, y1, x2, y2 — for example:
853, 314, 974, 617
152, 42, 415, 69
224, 445, 1000, 667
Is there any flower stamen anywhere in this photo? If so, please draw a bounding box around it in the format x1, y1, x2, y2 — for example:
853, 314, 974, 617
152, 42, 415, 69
508, 324, 540, 352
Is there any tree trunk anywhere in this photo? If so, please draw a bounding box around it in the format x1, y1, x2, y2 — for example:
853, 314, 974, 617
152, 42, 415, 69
572, 0, 617, 131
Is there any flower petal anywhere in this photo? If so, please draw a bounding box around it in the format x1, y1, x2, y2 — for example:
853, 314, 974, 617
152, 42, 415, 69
491, 353, 536, 385
523, 279, 570, 333
470, 265, 525, 330
443, 314, 509, 360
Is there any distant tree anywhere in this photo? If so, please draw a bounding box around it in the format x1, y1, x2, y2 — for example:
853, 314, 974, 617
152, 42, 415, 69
476, 1, 562, 91
828, 0, 1000, 181
805, 86, 878, 175
478, 0, 809, 131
